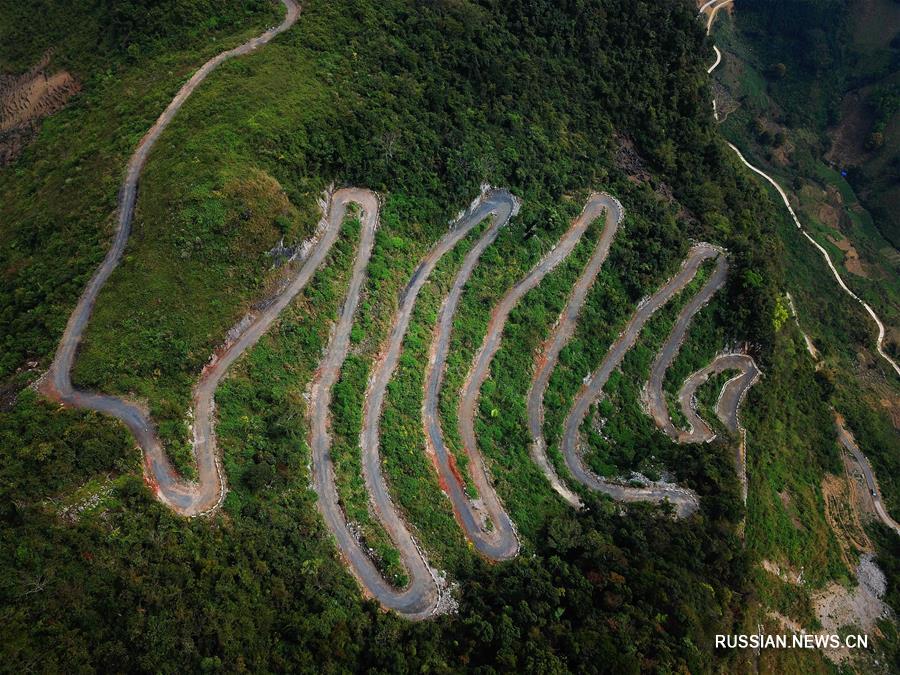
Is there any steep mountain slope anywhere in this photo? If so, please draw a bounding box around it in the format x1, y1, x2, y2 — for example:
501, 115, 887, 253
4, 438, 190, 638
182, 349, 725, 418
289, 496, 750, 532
1, 0, 896, 670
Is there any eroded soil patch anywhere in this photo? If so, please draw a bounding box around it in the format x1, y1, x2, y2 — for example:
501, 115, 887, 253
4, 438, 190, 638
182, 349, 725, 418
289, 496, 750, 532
0, 51, 79, 165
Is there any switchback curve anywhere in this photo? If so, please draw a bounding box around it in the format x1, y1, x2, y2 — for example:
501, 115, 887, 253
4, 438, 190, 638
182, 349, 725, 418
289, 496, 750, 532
558, 245, 731, 517
39, 0, 301, 516
527, 194, 624, 508
422, 193, 520, 561
352, 189, 519, 616
308, 189, 444, 620
643, 253, 760, 502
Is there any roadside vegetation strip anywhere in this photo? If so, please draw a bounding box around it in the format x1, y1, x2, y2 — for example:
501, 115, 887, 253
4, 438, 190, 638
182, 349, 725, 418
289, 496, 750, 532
527, 194, 624, 508
39, 0, 300, 516
422, 194, 520, 560
558, 245, 731, 517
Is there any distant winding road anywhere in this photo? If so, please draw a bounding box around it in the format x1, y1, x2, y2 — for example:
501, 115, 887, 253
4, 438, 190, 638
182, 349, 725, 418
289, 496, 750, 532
703, 0, 900, 378
836, 417, 900, 537
40, 0, 301, 516
703, 0, 899, 525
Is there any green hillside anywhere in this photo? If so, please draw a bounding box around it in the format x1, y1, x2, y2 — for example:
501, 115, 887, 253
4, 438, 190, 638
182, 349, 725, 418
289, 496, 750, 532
1, 0, 897, 671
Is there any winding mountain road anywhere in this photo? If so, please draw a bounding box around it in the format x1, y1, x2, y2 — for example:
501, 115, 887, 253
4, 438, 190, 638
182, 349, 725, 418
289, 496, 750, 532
557, 245, 731, 517
422, 194, 520, 561
643, 252, 759, 500
527, 194, 624, 508
348, 189, 518, 617
40, 0, 858, 621
40, 0, 301, 516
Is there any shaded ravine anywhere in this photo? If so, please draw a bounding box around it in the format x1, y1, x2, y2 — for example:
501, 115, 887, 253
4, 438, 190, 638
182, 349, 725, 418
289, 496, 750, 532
350, 189, 519, 617
527, 194, 624, 508
703, 2, 900, 378
643, 253, 760, 502
40, 0, 301, 516
422, 193, 520, 561
558, 245, 728, 517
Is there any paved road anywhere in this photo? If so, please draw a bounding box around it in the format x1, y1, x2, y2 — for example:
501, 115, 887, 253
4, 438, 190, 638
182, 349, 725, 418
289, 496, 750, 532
558, 246, 730, 517
353, 189, 518, 617
527, 194, 624, 508
40, 0, 300, 516
836, 417, 900, 537
643, 252, 760, 500
422, 193, 520, 561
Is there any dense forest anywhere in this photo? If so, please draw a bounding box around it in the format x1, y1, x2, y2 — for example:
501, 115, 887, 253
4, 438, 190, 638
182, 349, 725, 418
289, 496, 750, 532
1, 0, 896, 671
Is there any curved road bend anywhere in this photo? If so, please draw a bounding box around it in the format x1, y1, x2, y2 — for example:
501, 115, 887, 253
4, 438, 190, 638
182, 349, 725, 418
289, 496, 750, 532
353, 189, 519, 618
40, 0, 301, 516
836, 417, 900, 536
422, 193, 520, 560
423, 193, 622, 557
644, 253, 727, 440
527, 194, 624, 508
559, 245, 727, 517
308, 189, 442, 620
644, 251, 760, 437
643, 252, 759, 502
703, 3, 900, 378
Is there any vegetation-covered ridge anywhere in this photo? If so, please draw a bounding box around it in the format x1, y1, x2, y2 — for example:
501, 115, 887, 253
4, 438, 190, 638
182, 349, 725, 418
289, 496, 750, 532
4, 0, 882, 670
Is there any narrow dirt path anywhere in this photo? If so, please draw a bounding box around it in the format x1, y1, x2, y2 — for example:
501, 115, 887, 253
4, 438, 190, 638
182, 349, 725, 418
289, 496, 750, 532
422, 194, 520, 561
39, 0, 300, 516
558, 245, 728, 517
527, 194, 624, 508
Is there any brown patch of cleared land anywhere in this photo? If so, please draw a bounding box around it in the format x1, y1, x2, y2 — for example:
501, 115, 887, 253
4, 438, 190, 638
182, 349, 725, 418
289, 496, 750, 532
0, 51, 79, 165
827, 234, 870, 278
822, 472, 872, 571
